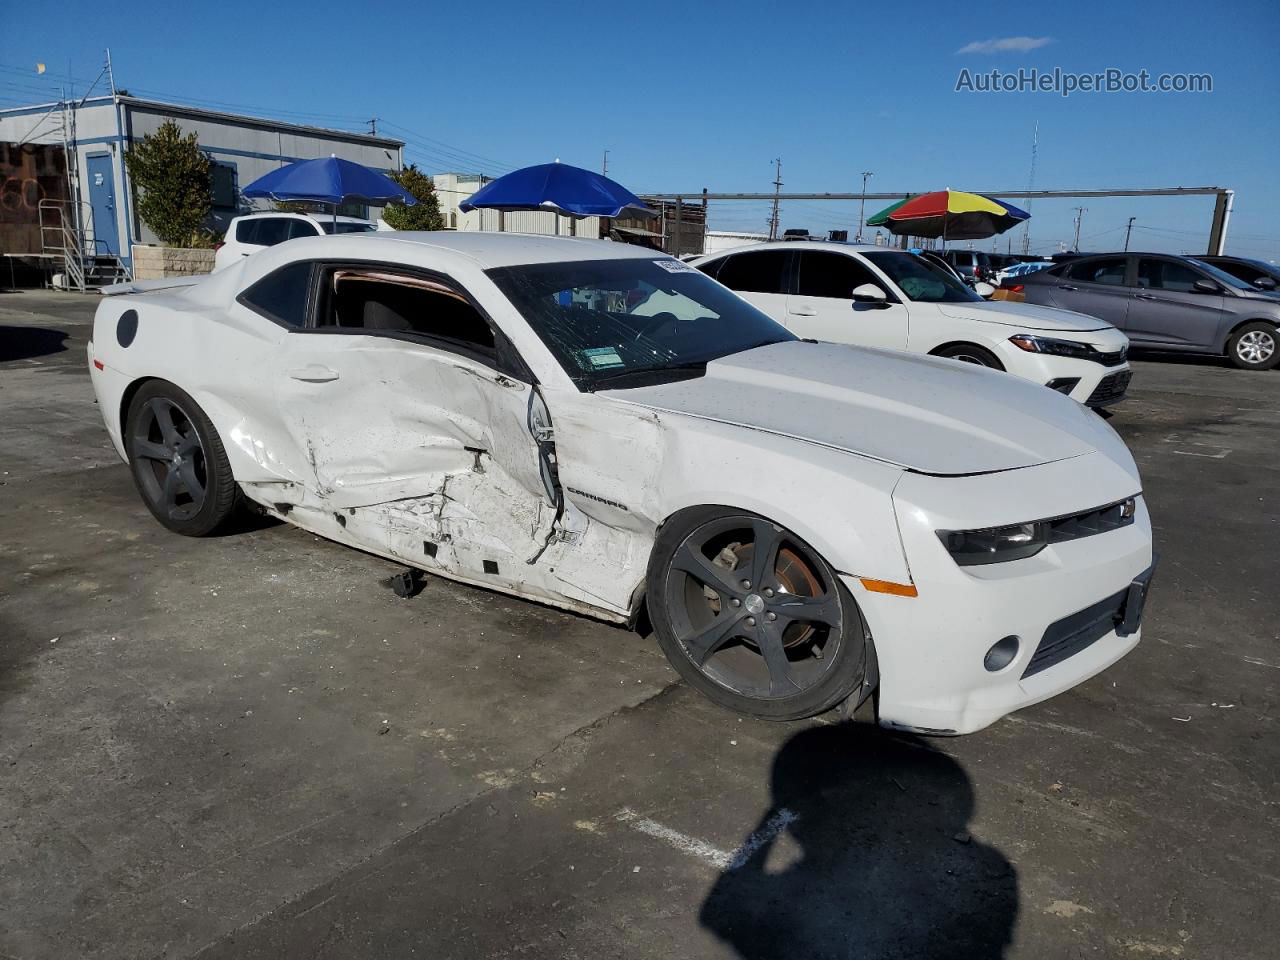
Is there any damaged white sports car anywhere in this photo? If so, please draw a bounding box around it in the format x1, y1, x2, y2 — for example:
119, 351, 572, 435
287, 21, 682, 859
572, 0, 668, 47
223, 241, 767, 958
89, 232, 1154, 734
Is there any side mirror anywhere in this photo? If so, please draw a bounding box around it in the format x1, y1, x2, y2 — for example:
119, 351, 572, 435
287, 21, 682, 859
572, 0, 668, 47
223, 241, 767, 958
1253, 276, 1277, 290
851, 283, 889, 305
1192, 279, 1220, 294
973, 281, 996, 298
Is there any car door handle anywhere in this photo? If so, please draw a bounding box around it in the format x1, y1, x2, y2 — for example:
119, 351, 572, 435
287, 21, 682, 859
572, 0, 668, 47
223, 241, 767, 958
288, 365, 340, 383
1134, 293, 1158, 300
789, 306, 818, 317
1056, 284, 1079, 291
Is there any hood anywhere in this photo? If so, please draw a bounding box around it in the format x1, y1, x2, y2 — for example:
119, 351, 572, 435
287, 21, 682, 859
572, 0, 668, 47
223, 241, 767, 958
606, 341, 1125, 476
936, 300, 1115, 332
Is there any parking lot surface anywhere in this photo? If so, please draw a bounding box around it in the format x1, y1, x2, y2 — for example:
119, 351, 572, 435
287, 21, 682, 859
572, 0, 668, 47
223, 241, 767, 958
1, 290, 1276, 959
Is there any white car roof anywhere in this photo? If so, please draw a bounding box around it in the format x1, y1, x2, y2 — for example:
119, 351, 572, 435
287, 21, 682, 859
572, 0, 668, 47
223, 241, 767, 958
697, 240, 895, 259
234, 211, 373, 225
368, 231, 667, 268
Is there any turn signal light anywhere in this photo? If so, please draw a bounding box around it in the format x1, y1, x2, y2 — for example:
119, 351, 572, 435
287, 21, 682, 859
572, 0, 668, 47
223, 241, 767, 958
92, 359, 104, 370
859, 577, 919, 598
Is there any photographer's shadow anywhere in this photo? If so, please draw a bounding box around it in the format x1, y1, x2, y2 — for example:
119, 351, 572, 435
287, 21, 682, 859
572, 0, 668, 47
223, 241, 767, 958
701, 723, 1018, 959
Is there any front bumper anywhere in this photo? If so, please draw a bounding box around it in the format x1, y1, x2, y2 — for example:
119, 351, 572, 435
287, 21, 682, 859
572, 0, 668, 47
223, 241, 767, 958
851, 455, 1153, 735
991, 334, 1132, 407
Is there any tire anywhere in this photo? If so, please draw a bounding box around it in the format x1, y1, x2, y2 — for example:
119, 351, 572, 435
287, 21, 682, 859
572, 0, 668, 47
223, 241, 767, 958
124, 380, 240, 536
646, 506, 872, 721
1226, 322, 1279, 370
934, 343, 1004, 369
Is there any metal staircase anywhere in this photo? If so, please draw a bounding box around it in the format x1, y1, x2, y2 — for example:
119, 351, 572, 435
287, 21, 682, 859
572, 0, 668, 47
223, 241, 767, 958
38, 198, 131, 292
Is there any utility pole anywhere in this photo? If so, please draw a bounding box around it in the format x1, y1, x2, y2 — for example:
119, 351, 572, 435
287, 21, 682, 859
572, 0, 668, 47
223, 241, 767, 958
602, 149, 609, 176
857, 170, 873, 242
367, 118, 379, 136
1021, 121, 1039, 255
768, 158, 782, 241
1072, 206, 1087, 251
1124, 216, 1136, 251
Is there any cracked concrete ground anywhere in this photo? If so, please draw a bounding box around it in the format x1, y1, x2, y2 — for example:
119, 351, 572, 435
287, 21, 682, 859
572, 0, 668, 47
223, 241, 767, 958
1, 290, 1277, 959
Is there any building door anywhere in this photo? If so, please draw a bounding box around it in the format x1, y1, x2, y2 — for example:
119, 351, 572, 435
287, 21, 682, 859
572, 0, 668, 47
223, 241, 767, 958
86, 153, 119, 256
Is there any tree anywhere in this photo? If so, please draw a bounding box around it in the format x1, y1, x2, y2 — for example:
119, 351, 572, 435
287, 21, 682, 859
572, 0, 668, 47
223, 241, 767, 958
381, 164, 444, 231
124, 119, 212, 246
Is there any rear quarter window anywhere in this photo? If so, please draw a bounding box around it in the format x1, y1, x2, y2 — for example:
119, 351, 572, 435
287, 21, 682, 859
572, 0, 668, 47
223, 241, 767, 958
237, 261, 314, 328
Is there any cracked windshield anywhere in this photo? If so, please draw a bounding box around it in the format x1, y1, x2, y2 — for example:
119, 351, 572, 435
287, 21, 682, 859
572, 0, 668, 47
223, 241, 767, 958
488, 258, 794, 389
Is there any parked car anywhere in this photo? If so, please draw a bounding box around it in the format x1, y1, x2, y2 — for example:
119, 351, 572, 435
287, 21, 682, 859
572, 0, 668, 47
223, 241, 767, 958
1013, 252, 1280, 370
213, 212, 377, 272
1198, 255, 1280, 292
694, 242, 1132, 407
90, 232, 1153, 735
942, 249, 995, 282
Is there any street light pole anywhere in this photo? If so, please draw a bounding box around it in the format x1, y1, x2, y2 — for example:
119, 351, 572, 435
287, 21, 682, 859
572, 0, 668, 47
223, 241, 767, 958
857, 170, 873, 242
1124, 216, 1136, 251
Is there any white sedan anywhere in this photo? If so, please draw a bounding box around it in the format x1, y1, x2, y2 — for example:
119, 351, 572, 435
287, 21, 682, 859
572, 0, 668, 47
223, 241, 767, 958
89, 232, 1154, 734
694, 242, 1133, 408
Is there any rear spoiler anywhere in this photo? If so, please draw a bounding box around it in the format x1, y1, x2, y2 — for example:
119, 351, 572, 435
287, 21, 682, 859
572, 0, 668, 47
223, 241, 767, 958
100, 275, 206, 296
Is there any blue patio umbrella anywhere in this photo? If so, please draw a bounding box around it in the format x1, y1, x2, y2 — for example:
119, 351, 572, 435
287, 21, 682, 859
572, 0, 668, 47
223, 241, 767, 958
242, 156, 416, 227
459, 162, 653, 219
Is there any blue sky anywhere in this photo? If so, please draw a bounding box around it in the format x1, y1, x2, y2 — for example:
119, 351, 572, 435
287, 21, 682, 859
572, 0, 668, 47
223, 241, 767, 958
4, 0, 1277, 259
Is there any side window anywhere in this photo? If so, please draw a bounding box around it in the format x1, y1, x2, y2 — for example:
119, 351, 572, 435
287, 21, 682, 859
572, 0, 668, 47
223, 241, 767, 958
715, 250, 791, 295
1067, 257, 1128, 286
1138, 258, 1203, 292
254, 218, 292, 247
288, 219, 320, 240
318, 268, 496, 358
697, 258, 724, 280
795, 251, 883, 299
238, 261, 314, 328
235, 219, 260, 244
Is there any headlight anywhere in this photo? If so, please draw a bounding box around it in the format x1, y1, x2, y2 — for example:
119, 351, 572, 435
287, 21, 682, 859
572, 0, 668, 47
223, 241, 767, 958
939, 497, 1137, 566
1009, 334, 1100, 361
938, 522, 1048, 565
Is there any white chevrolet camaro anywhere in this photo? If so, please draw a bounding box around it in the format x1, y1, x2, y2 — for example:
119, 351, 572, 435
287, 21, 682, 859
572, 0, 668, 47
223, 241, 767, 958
89, 232, 1155, 734
694, 242, 1134, 408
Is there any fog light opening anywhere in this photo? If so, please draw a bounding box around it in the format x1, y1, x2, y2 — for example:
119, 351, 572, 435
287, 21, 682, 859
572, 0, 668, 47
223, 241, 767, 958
1045, 377, 1081, 395
984, 635, 1020, 672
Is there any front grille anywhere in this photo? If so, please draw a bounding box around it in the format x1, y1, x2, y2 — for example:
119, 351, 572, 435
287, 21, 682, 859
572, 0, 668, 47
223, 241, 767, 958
1022, 588, 1126, 678
1022, 562, 1156, 679
1086, 369, 1132, 406
1095, 347, 1128, 367
1045, 499, 1135, 545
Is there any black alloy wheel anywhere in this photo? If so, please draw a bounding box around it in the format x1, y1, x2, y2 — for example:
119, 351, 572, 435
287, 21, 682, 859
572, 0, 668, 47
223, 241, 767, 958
647, 507, 872, 720
125, 381, 240, 536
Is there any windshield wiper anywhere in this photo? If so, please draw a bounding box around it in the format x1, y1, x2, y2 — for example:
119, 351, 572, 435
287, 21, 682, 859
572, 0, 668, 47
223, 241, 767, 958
589, 361, 707, 391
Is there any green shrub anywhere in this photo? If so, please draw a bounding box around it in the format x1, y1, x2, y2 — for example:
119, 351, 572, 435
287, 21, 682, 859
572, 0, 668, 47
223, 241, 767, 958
381, 164, 444, 231
124, 120, 212, 247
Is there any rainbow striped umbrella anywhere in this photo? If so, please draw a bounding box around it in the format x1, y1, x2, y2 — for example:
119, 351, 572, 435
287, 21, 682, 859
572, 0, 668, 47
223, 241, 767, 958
865, 189, 1030, 241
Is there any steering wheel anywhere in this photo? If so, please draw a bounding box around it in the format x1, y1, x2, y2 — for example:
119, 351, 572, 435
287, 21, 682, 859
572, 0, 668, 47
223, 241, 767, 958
631, 311, 681, 342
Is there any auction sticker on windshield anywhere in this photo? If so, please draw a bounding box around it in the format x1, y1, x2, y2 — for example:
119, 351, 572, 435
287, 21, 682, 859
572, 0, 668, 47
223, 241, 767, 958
582, 347, 625, 369
653, 258, 696, 273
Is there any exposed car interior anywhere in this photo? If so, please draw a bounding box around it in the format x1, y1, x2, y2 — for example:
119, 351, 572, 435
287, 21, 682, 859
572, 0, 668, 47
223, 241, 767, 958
320, 268, 496, 352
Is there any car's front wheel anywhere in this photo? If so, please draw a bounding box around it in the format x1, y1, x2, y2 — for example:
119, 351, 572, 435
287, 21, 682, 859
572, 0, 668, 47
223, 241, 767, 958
646, 507, 872, 720
1227, 322, 1279, 370
125, 381, 240, 536
934, 343, 1004, 369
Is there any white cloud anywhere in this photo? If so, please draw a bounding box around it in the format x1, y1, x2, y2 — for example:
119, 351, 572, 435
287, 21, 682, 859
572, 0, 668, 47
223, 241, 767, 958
956, 36, 1054, 55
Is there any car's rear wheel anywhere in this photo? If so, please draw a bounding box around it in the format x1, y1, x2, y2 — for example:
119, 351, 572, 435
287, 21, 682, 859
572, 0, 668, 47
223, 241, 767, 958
1226, 322, 1279, 370
647, 507, 872, 720
934, 343, 1004, 369
125, 381, 240, 536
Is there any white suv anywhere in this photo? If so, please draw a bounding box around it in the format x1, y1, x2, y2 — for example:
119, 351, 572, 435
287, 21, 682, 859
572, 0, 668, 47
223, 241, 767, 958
213, 212, 376, 272
695, 242, 1133, 408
